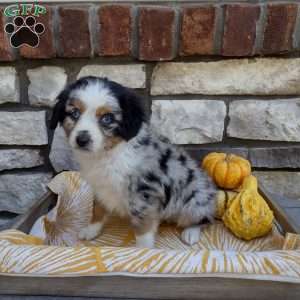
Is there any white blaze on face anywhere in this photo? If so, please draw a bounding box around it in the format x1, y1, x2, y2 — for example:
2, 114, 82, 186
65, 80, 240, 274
68, 80, 120, 153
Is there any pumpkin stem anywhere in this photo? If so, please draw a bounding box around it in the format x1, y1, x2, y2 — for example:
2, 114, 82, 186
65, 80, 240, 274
225, 154, 233, 162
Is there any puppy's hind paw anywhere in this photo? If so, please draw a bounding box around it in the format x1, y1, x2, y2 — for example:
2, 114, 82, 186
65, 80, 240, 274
181, 226, 201, 245
78, 223, 103, 241
135, 232, 155, 248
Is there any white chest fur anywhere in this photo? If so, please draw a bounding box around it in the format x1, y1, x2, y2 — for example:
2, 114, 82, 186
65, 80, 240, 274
74, 143, 138, 217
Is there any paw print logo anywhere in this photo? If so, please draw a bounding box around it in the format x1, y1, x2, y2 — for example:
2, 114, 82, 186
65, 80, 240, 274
4, 16, 45, 48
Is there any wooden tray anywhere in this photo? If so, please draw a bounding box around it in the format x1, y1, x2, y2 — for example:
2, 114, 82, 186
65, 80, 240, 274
0, 186, 300, 299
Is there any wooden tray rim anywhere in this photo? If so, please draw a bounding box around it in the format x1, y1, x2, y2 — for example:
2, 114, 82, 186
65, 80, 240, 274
1, 185, 300, 298
10, 184, 300, 236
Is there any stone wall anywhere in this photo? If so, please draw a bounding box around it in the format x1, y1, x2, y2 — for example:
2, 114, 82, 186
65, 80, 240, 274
1, 1, 300, 228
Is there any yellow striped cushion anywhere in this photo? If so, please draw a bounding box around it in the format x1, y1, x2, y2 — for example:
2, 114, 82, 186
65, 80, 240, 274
0, 171, 299, 282
0, 228, 300, 281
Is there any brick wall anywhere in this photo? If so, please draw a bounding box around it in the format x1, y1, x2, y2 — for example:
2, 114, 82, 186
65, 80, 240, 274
1, 1, 300, 228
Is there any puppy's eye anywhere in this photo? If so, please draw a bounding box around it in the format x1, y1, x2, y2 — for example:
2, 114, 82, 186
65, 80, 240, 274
100, 113, 114, 125
70, 108, 81, 120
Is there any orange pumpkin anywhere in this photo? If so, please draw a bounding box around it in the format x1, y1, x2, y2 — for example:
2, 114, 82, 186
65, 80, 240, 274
202, 152, 251, 189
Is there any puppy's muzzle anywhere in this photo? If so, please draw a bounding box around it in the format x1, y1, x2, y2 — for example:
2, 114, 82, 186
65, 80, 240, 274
76, 130, 91, 148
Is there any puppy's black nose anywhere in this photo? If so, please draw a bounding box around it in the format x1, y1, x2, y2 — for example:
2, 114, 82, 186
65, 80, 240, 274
76, 130, 91, 148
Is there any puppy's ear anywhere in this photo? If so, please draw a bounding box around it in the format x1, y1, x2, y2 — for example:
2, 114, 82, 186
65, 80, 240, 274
117, 88, 146, 141
50, 88, 69, 130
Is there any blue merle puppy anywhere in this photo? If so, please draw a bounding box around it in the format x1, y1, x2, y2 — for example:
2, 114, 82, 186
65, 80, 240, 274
50, 76, 217, 248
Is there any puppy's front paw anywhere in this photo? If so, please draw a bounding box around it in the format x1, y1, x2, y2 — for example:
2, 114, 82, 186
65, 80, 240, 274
181, 226, 201, 245
78, 223, 103, 241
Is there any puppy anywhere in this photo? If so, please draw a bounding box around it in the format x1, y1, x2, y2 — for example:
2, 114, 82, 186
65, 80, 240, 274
50, 76, 217, 248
